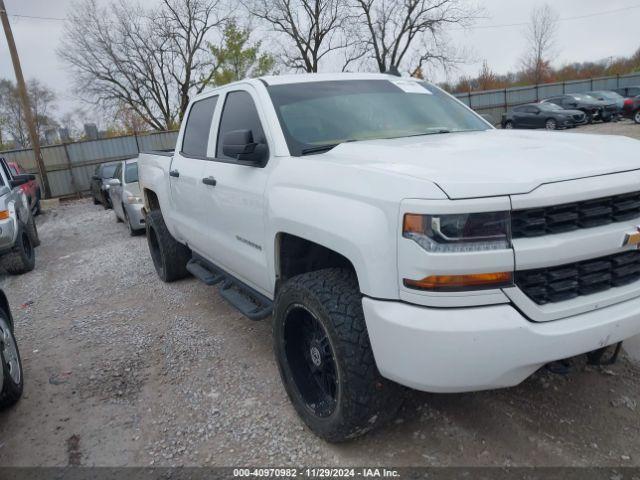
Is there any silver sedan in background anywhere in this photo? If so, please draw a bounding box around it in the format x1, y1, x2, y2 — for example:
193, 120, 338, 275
108, 159, 145, 235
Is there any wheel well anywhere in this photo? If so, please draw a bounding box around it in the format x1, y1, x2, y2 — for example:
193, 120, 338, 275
276, 233, 357, 291
144, 189, 160, 211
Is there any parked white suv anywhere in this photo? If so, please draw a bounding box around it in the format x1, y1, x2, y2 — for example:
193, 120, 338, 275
139, 73, 640, 441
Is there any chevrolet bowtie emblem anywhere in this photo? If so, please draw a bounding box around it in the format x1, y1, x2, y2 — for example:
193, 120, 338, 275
623, 228, 640, 248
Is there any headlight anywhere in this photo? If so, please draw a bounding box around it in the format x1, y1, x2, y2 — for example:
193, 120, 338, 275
403, 212, 511, 253
126, 195, 143, 204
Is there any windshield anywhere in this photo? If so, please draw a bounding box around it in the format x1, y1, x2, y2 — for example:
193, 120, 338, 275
267, 80, 489, 156
589, 91, 622, 100
572, 94, 597, 101
124, 162, 138, 184
539, 103, 562, 111
101, 164, 117, 178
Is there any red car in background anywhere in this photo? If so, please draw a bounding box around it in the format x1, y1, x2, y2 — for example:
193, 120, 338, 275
622, 96, 640, 124
7, 162, 41, 215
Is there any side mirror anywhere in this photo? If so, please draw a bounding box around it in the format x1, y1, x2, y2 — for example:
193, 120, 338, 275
222, 129, 268, 166
107, 178, 121, 187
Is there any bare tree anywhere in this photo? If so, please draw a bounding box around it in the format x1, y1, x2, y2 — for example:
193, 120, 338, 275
244, 0, 354, 72
0, 79, 57, 148
58, 0, 224, 131
519, 3, 558, 84
353, 0, 480, 74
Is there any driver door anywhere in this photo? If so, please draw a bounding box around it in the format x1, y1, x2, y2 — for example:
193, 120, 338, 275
197, 87, 272, 295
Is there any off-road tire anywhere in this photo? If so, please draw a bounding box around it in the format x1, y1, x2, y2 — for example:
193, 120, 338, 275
26, 215, 40, 248
0, 222, 35, 275
273, 268, 403, 442
0, 310, 23, 409
145, 209, 190, 282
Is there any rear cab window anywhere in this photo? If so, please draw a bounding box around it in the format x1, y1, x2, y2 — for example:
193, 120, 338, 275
181, 96, 218, 158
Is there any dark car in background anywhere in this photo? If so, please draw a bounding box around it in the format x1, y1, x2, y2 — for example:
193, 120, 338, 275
541, 93, 617, 123
0, 288, 23, 410
90, 163, 118, 209
502, 102, 586, 130
586, 90, 625, 114
615, 86, 640, 98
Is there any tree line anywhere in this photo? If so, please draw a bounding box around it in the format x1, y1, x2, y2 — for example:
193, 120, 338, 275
1, 1, 638, 150
446, 4, 640, 93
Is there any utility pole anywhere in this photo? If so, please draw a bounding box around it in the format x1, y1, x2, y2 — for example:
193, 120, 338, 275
0, 0, 51, 198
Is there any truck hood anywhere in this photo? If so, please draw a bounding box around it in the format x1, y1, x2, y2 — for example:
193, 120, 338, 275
319, 129, 640, 199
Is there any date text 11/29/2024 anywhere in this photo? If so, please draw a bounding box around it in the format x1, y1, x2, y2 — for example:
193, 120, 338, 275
232, 468, 400, 478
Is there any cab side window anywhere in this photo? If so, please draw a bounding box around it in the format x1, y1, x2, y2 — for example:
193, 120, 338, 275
181, 96, 218, 158
216, 91, 267, 161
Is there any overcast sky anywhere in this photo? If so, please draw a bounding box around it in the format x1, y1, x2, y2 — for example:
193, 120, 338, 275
1, 0, 639, 124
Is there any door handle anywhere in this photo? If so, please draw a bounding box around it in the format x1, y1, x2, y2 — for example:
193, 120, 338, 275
169, 169, 180, 178
202, 176, 217, 186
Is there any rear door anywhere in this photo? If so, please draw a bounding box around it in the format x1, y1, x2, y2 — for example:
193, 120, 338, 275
197, 87, 271, 295
169, 95, 219, 251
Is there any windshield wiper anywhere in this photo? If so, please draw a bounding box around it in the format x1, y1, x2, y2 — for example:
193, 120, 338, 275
300, 144, 340, 155
405, 129, 452, 138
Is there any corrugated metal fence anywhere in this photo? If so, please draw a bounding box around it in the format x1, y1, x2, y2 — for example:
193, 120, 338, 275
454, 72, 640, 124
0, 130, 178, 198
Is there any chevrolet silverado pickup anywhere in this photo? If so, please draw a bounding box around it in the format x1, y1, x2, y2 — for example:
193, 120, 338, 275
138, 73, 640, 442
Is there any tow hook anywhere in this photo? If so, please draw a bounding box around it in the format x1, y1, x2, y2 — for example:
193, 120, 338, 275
586, 342, 623, 366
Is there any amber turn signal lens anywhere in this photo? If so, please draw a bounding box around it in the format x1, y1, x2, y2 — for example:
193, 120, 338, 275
0, 210, 10, 220
403, 272, 513, 291
403, 214, 425, 234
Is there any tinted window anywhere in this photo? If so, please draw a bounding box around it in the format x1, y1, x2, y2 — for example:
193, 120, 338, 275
512, 106, 526, 112
101, 164, 117, 178
182, 96, 218, 158
524, 106, 539, 113
216, 91, 266, 160
8, 165, 18, 176
125, 162, 138, 183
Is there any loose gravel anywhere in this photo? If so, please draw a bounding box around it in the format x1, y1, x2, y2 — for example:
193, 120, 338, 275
1, 151, 640, 467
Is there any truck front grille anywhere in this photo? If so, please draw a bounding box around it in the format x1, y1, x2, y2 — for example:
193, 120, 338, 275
512, 191, 640, 238
515, 250, 640, 305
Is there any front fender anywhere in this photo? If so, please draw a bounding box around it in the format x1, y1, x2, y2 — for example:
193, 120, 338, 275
267, 186, 399, 299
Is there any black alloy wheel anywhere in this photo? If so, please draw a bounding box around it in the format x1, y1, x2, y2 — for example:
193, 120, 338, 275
283, 304, 338, 418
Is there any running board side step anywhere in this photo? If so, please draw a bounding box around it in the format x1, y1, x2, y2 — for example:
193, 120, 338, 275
187, 257, 273, 321
187, 259, 225, 285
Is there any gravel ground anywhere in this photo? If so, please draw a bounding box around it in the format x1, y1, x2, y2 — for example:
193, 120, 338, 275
1, 128, 640, 466
572, 118, 640, 139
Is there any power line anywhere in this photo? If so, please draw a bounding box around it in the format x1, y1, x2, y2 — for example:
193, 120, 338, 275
7, 14, 65, 22
465, 4, 640, 30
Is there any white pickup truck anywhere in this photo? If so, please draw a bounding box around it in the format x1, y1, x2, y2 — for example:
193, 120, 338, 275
139, 73, 640, 441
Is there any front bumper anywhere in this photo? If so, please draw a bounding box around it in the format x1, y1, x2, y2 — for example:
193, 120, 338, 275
124, 203, 146, 231
362, 295, 640, 393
